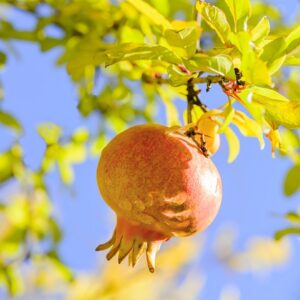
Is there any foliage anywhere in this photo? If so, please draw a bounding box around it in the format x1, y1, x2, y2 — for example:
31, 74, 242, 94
0, 0, 299, 298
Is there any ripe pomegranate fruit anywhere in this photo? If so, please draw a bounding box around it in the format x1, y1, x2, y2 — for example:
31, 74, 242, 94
96, 124, 222, 272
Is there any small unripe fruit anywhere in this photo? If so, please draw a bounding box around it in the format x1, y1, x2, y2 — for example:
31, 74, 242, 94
96, 124, 222, 272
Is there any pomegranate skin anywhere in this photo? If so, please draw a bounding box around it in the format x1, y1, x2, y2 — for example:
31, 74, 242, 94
96, 124, 222, 271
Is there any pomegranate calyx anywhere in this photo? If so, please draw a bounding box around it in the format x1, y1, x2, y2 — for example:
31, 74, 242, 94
95, 217, 169, 273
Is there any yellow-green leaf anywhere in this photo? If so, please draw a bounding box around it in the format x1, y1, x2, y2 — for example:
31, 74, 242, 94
218, 104, 235, 133
232, 110, 265, 149
37, 123, 62, 145
164, 26, 202, 58
157, 87, 180, 126
184, 54, 233, 76
105, 43, 181, 66
285, 212, 300, 224
126, 0, 172, 30
274, 227, 300, 241
251, 87, 289, 103
196, 1, 231, 44
224, 0, 251, 31
224, 127, 240, 163
286, 25, 300, 55
251, 16, 270, 44
0, 111, 22, 133
261, 37, 287, 66
284, 165, 300, 196
242, 51, 271, 86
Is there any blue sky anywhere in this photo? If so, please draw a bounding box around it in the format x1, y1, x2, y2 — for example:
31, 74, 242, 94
1, 1, 300, 299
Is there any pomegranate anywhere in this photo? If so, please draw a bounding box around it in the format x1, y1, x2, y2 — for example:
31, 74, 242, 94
96, 124, 222, 272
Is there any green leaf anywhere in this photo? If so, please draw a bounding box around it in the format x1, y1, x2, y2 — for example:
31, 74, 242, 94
0, 154, 12, 183
0, 51, 6, 67
232, 110, 265, 149
0, 111, 22, 133
251, 16, 270, 44
218, 104, 235, 133
286, 25, 300, 55
242, 51, 272, 85
62, 143, 86, 163
265, 102, 300, 129
149, 0, 170, 16
2, 266, 23, 296
126, 0, 172, 30
196, 1, 231, 44
248, 88, 300, 129
58, 160, 73, 185
268, 55, 286, 75
184, 54, 233, 76
274, 227, 300, 240
224, 0, 251, 31
229, 31, 251, 53
285, 212, 300, 224
105, 43, 181, 66
284, 165, 300, 196
72, 128, 89, 143
120, 26, 145, 44
167, 65, 193, 87
67, 52, 105, 81
251, 87, 289, 103
261, 37, 287, 66
164, 26, 202, 58
91, 133, 107, 156
224, 127, 240, 163
37, 123, 62, 145
157, 86, 180, 126
285, 55, 300, 66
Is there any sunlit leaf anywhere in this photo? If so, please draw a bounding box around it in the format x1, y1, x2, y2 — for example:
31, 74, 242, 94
266, 129, 281, 157
218, 104, 235, 133
286, 25, 300, 55
232, 110, 265, 149
105, 43, 181, 66
167, 65, 193, 87
58, 160, 74, 185
0, 51, 6, 67
224, 127, 240, 163
196, 0, 231, 44
274, 227, 300, 240
251, 16, 270, 44
72, 128, 89, 143
126, 0, 172, 30
164, 26, 202, 58
91, 133, 107, 156
285, 212, 300, 224
157, 86, 180, 126
224, 0, 251, 31
184, 54, 233, 76
2, 266, 23, 296
251, 87, 289, 103
241, 51, 271, 85
284, 165, 300, 196
120, 26, 145, 44
264, 102, 300, 130
0, 111, 22, 133
37, 123, 62, 145
260, 37, 287, 66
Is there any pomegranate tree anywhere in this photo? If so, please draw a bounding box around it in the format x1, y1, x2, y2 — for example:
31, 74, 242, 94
96, 124, 222, 272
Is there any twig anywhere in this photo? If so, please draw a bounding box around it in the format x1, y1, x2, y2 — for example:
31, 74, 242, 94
186, 78, 207, 124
